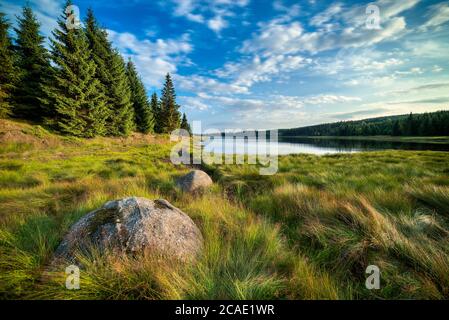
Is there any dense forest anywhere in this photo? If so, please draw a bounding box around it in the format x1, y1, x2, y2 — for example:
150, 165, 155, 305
0, 2, 192, 138
279, 111, 449, 137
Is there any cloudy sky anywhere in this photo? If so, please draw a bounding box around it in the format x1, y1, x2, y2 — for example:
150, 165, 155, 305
2, 0, 449, 131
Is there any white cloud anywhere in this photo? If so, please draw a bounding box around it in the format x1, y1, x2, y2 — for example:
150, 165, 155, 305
182, 92, 361, 113
404, 40, 449, 59
240, 21, 304, 56
313, 47, 404, 75
371, 0, 420, 20
207, 15, 227, 33
169, 0, 249, 33
189, 0, 418, 99
176, 74, 249, 95
179, 96, 210, 110
234, 0, 416, 82
184, 92, 362, 129
265, 0, 419, 54
386, 83, 449, 96
310, 3, 342, 27
272, 0, 300, 18
302, 94, 362, 105
199, 93, 356, 109
107, 30, 193, 88
421, 2, 449, 30
227, 0, 416, 92
218, 54, 310, 89
241, 17, 408, 57
1, 0, 63, 38
339, 0, 420, 28
394, 67, 424, 76
359, 99, 449, 117
329, 108, 389, 120
433, 65, 444, 73
172, 0, 205, 22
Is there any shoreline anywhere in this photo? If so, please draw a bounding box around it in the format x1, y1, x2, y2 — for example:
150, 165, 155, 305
278, 135, 449, 145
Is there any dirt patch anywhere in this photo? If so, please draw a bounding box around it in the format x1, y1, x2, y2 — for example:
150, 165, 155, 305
0, 119, 62, 150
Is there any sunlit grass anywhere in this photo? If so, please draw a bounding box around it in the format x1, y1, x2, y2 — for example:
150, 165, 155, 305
0, 119, 448, 299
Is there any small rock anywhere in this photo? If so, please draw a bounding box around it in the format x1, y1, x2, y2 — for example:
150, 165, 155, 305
53, 197, 203, 263
177, 170, 213, 193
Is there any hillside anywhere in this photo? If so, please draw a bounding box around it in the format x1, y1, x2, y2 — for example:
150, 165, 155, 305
279, 110, 449, 137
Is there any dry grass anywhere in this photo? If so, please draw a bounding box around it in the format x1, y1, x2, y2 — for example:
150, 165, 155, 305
1, 120, 448, 299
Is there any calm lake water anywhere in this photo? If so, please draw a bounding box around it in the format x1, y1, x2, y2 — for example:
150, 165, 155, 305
202, 136, 449, 156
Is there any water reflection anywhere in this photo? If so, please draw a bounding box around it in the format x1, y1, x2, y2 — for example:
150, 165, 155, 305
202, 136, 449, 155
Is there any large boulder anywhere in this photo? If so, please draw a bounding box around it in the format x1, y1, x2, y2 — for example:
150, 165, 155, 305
53, 197, 203, 263
177, 170, 213, 193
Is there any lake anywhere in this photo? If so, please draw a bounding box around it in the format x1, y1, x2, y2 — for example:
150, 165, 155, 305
202, 136, 449, 156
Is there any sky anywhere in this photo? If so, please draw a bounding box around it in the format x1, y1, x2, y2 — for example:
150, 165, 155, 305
2, 0, 449, 132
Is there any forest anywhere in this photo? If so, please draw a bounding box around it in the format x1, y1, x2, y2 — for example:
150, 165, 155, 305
279, 111, 449, 137
0, 3, 192, 138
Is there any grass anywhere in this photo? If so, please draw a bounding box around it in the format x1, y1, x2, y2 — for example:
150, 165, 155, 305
0, 119, 448, 300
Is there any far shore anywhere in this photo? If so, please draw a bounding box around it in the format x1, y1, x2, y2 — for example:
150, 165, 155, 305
197, 134, 449, 145
278, 135, 449, 144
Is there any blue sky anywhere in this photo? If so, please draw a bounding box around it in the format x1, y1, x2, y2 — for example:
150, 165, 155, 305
2, 0, 449, 131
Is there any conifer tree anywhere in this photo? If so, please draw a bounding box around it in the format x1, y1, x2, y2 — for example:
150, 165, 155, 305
106, 50, 134, 136
0, 13, 17, 118
85, 8, 111, 110
42, 1, 109, 137
84, 8, 134, 136
160, 73, 180, 133
180, 113, 191, 134
150, 92, 162, 133
13, 6, 51, 121
126, 59, 154, 134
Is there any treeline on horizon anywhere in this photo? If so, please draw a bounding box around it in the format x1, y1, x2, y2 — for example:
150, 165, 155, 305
279, 111, 449, 137
0, 1, 192, 138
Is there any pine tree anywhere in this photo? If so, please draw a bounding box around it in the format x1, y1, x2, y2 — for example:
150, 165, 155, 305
180, 113, 191, 134
150, 92, 162, 133
85, 8, 111, 113
85, 8, 134, 136
106, 50, 134, 136
42, 1, 109, 137
13, 6, 51, 121
0, 12, 17, 118
160, 73, 180, 133
126, 59, 153, 134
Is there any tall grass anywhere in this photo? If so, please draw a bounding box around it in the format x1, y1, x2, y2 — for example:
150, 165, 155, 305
217, 152, 449, 299
0, 119, 448, 299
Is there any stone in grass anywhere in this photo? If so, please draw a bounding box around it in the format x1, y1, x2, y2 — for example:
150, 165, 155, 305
176, 170, 213, 193
53, 197, 203, 264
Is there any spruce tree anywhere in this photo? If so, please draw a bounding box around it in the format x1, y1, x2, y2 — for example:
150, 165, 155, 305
180, 113, 191, 134
160, 73, 180, 133
0, 13, 17, 118
13, 6, 51, 121
84, 8, 111, 112
150, 92, 162, 133
126, 59, 154, 134
42, 1, 109, 137
84, 8, 134, 137
106, 50, 134, 136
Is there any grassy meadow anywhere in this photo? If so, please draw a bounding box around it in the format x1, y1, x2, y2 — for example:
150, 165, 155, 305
0, 119, 448, 300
